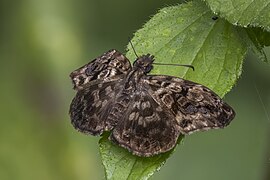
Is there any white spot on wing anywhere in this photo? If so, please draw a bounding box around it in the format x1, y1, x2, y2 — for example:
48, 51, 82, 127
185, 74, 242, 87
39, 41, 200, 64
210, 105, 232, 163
129, 112, 135, 121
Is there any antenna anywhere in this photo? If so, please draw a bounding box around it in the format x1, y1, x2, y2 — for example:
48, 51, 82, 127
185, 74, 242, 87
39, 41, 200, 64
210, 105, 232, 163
127, 37, 194, 71
152, 63, 195, 71
128, 37, 139, 58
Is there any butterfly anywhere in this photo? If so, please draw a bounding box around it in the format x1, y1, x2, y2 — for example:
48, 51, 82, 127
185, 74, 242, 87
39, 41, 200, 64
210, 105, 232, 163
69, 49, 235, 157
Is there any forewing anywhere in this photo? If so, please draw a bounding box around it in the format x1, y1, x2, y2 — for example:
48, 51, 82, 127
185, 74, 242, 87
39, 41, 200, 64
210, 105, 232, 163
110, 90, 180, 157
143, 75, 235, 135
69, 79, 124, 135
70, 49, 131, 90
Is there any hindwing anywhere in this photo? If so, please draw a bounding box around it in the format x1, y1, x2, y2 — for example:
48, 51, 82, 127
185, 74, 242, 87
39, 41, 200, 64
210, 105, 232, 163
110, 90, 180, 157
143, 75, 235, 134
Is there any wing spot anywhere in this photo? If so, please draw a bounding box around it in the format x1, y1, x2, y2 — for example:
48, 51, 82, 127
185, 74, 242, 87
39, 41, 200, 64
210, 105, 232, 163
98, 83, 103, 88
141, 101, 151, 109
162, 94, 174, 108
134, 101, 141, 109
105, 85, 112, 95
138, 117, 145, 126
102, 99, 108, 107
92, 90, 99, 101
185, 104, 198, 113
156, 106, 163, 112
175, 112, 183, 123
95, 100, 102, 107
129, 112, 136, 120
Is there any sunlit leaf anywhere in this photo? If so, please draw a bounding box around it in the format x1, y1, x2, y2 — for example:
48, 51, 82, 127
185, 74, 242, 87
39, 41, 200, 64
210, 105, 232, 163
127, 1, 247, 97
245, 27, 270, 62
202, 0, 270, 31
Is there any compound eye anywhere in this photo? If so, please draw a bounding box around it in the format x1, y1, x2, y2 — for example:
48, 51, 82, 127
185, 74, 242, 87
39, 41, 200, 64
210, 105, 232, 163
145, 65, 153, 73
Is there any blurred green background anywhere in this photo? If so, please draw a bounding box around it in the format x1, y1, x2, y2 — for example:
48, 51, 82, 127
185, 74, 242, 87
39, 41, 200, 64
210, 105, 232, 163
0, 0, 269, 180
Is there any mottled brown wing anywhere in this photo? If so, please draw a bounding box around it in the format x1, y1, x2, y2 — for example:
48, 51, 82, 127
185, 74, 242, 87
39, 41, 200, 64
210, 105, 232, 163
69, 49, 132, 135
143, 75, 235, 135
69, 78, 125, 135
70, 49, 131, 90
110, 90, 181, 157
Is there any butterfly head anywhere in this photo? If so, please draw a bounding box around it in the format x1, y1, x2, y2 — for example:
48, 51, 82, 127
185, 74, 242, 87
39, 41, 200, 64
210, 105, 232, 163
133, 54, 155, 73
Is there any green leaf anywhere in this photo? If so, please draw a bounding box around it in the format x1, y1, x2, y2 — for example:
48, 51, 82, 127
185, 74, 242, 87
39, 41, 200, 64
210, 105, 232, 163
245, 27, 270, 62
126, 0, 247, 97
99, 1, 248, 180
246, 27, 270, 47
202, 0, 270, 31
233, 26, 270, 62
99, 133, 184, 180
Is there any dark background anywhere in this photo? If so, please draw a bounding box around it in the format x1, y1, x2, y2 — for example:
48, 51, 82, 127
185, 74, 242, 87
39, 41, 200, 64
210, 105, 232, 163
0, 0, 269, 179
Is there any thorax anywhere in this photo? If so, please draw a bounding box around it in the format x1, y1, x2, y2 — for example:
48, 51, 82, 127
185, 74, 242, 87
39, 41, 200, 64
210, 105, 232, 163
123, 68, 145, 93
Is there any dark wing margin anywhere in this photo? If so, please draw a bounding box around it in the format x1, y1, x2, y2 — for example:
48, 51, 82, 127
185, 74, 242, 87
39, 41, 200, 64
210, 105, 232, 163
143, 75, 235, 135
69, 79, 124, 135
110, 90, 181, 157
70, 49, 131, 90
